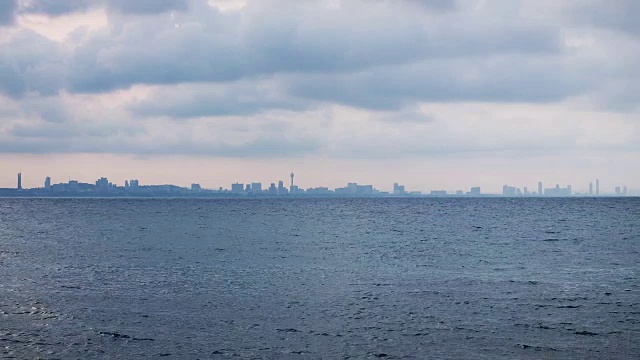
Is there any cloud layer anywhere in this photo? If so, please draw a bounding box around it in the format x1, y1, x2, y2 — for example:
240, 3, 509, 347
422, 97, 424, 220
0, 0, 637, 170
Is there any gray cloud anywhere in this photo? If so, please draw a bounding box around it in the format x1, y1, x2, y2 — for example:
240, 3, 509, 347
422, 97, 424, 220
129, 82, 312, 118
1, 126, 321, 157
64, 0, 560, 95
570, 0, 640, 36
20, 0, 95, 16
288, 55, 587, 110
108, 0, 189, 14
0, 0, 17, 25
0, 30, 68, 98
403, 0, 457, 11
20, 0, 189, 16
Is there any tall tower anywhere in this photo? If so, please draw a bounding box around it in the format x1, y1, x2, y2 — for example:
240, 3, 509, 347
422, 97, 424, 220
596, 179, 600, 195
538, 181, 542, 196
17, 172, 22, 190
290, 172, 295, 189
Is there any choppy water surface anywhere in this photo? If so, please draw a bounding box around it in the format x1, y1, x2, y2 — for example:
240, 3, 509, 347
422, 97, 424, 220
0, 198, 638, 359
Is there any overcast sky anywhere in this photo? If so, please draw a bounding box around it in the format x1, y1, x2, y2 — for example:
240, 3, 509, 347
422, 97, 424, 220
0, 0, 638, 193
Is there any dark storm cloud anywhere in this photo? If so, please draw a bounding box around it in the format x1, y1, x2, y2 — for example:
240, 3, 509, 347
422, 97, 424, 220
20, 0, 189, 16
0, 0, 18, 26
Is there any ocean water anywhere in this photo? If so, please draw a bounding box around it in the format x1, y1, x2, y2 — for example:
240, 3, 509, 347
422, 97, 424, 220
0, 197, 638, 359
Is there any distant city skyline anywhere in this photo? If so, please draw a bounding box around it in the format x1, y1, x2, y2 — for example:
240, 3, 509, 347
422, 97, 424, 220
3, 169, 635, 197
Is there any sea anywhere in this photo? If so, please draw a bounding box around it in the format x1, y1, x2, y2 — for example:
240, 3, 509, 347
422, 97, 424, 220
0, 197, 638, 359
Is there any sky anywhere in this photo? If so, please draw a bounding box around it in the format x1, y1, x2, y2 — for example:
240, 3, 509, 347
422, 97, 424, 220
0, 0, 638, 194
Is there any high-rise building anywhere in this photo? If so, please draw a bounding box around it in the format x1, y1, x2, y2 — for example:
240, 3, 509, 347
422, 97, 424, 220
538, 181, 543, 196
277, 180, 287, 195
623, 186, 627, 196
589, 182, 593, 195
596, 179, 600, 195
251, 183, 262, 193
231, 183, 244, 193
393, 183, 406, 195
96, 177, 109, 191
503, 185, 516, 196
44, 177, 51, 190
615, 186, 621, 195
18, 172, 22, 190
128, 179, 139, 190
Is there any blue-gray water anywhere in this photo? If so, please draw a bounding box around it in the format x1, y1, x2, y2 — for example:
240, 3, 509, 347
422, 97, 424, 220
0, 198, 638, 359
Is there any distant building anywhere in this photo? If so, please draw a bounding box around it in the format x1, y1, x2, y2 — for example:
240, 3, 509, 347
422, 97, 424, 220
278, 180, 287, 195
538, 181, 543, 196
307, 187, 330, 195
334, 183, 375, 195
393, 183, 406, 195
468, 187, 481, 196
68, 180, 79, 192
126, 180, 140, 190
290, 172, 295, 193
503, 185, 517, 196
430, 190, 447, 196
268, 183, 277, 195
544, 184, 572, 197
44, 177, 51, 191
615, 186, 621, 195
623, 186, 627, 196
191, 184, 202, 191
17, 173, 22, 190
96, 177, 109, 192
251, 183, 262, 193
596, 179, 600, 195
589, 182, 593, 195
357, 185, 373, 195
231, 183, 244, 193
456, 190, 464, 195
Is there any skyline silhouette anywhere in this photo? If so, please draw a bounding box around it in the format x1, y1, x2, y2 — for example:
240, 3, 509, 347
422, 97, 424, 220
2, 171, 635, 197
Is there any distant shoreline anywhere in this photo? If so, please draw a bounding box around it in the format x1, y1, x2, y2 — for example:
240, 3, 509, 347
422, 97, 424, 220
0, 193, 636, 199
